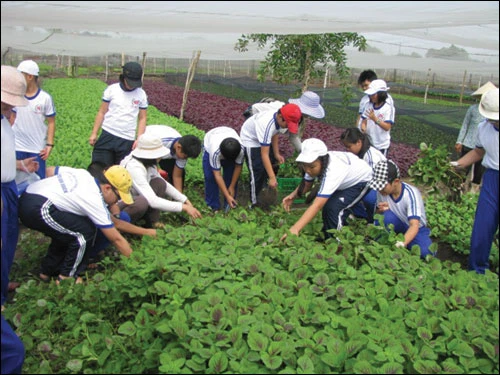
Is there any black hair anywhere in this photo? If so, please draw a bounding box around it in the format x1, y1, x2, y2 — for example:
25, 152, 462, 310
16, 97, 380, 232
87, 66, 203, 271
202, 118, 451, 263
387, 160, 401, 182
133, 157, 158, 168
87, 161, 107, 177
296, 154, 330, 198
87, 161, 110, 185
340, 128, 371, 159
220, 137, 241, 161
179, 135, 202, 158
358, 70, 377, 85
375, 91, 388, 105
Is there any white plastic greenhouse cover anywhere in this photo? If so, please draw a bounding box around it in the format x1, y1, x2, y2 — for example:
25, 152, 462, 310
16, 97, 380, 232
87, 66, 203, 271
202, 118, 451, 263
1, 1, 498, 75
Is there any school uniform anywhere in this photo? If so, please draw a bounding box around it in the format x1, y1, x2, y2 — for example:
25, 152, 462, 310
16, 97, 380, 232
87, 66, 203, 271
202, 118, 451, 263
305, 151, 372, 238
203, 126, 244, 210
240, 110, 284, 205
92, 83, 148, 166
355, 146, 387, 221
357, 93, 394, 128
361, 100, 395, 156
145, 124, 187, 185
18, 167, 115, 278
376, 182, 434, 258
12, 87, 56, 180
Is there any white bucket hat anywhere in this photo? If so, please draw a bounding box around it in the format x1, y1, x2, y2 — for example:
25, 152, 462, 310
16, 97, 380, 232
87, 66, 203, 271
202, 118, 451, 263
364, 79, 390, 95
478, 88, 499, 121
132, 133, 170, 159
295, 138, 328, 163
289, 91, 325, 119
1, 65, 28, 106
472, 81, 497, 97
17, 60, 39, 76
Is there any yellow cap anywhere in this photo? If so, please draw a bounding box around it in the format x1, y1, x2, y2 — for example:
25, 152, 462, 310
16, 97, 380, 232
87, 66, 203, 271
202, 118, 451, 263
104, 166, 134, 204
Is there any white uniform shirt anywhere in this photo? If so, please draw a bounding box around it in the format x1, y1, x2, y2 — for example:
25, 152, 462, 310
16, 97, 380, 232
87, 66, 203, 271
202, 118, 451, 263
363, 146, 387, 169
251, 100, 284, 114
361, 101, 395, 150
249, 100, 302, 151
1, 116, 17, 183
25, 167, 114, 228
12, 88, 56, 153
101, 83, 148, 141
304, 151, 373, 197
203, 126, 244, 170
358, 94, 394, 128
377, 182, 427, 228
240, 110, 281, 148
120, 154, 188, 212
144, 125, 187, 169
476, 119, 499, 171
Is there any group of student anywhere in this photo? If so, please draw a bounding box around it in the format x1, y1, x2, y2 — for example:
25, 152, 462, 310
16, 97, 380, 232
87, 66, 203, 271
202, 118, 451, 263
1, 61, 498, 374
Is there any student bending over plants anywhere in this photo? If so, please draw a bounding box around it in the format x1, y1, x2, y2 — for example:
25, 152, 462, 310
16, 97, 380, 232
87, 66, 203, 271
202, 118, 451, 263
369, 159, 435, 259
280, 138, 372, 242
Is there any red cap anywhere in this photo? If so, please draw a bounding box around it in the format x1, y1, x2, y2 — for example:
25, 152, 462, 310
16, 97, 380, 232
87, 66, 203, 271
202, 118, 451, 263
280, 103, 302, 134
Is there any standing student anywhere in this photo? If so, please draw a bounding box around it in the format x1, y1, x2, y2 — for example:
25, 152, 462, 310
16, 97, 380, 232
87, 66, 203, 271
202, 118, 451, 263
18, 165, 135, 283
369, 160, 435, 259
203, 126, 244, 211
1, 65, 28, 375
281, 138, 372, 242
451, 88, 499, 274
11, 60, 56, 193
340, 127, 386, 222
240, 103, 302, 207
355, 70, 394, 129
360, 79, 395, 156
12, 60, 56, 174
455, 81, 496, 188
243, 91, 325, 153
119, 133, 203, 227
2, 66, 40, 296
89, 62, 148, 167
144, 124, 201, 193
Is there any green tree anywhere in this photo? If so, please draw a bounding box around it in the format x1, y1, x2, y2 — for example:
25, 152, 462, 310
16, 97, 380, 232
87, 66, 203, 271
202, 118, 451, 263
234, 33, 367, 106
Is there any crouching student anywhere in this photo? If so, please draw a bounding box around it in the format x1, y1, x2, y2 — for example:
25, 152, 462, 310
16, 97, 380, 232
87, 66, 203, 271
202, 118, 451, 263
340, 127, 387, 222
144, 124, 202, 193
203, 126, 244, 211
369, 160, 435, 258
46, 162, 157, 262
119, 133, 202, 228
280, 138, 373, 242
18, 165, 135, 284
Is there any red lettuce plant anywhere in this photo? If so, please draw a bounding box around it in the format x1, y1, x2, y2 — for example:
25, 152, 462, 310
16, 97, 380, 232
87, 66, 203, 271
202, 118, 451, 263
142, 80, 419, 176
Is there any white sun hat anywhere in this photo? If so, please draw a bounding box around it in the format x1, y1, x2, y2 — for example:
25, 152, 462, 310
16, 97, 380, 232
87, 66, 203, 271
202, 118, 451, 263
289, 91, 325, 119
295, 138, 328, 163
478, 88, 499, 121
364, 79, 390, 95
131, 133, 170, 159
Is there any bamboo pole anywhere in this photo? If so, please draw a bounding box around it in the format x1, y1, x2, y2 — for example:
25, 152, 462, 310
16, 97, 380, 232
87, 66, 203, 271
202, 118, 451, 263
459, 70, 467, 105
180, 51, 201, 121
